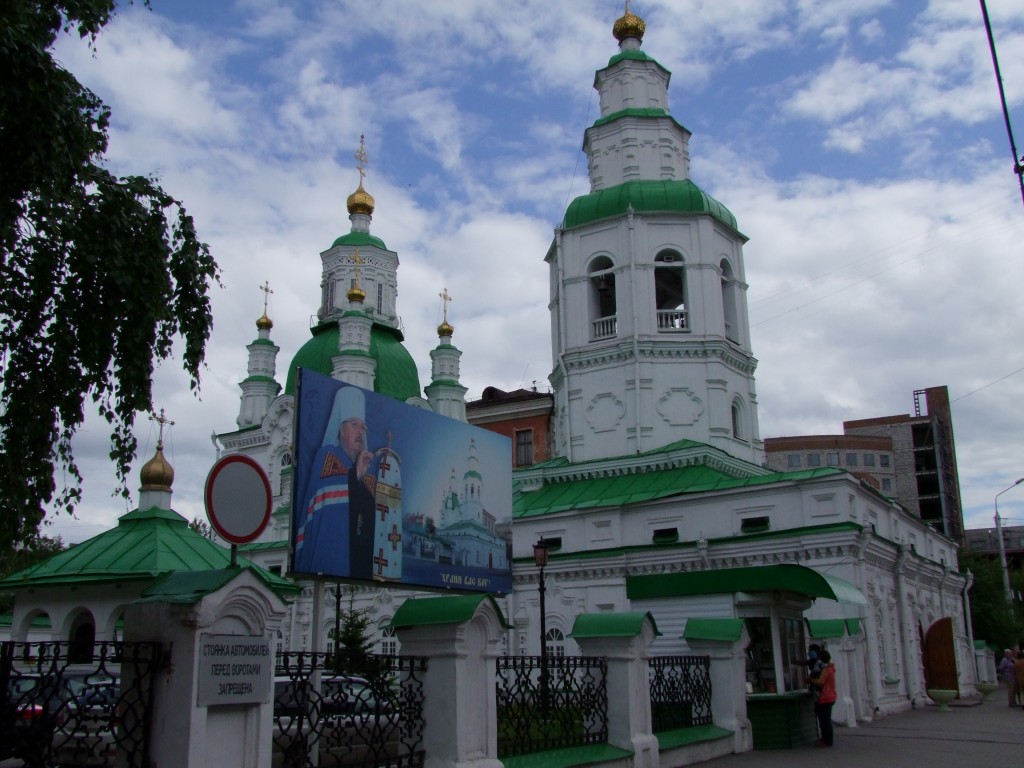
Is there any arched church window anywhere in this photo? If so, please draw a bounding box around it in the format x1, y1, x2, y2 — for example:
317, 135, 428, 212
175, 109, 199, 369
720, 259, 739, 343
731, 397, 744, 440
545, 627, 566, 658
588, 256, 616, 341
281, 452, 292, 468
655, 250, 687, 331
379, 625, 399, 656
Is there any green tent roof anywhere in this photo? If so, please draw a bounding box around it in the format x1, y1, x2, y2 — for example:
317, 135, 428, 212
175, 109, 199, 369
284, 322, 421, 400
562, 180, 740, 233
627, 564, 867, 606
0, 506, 298, 598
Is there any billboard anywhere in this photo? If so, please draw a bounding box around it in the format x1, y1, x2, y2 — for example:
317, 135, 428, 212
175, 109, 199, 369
291, 369, 513, 594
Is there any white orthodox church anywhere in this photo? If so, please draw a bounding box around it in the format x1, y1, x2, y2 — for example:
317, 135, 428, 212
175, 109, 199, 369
214, 5, 978, 729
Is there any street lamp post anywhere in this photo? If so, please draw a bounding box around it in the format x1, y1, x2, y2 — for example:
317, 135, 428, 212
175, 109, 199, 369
533, 539, 549, 712
995, 478, 1024, 604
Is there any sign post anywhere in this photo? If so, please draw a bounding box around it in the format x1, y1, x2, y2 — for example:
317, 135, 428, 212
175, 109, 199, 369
204, 454, 272, 565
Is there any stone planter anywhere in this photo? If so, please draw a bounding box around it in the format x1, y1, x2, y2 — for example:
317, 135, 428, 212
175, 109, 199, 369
974, 682, 999, 701
927, 688, 957, 712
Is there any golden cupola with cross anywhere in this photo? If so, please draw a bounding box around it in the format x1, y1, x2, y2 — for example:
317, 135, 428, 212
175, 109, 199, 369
285, 135, 422, 403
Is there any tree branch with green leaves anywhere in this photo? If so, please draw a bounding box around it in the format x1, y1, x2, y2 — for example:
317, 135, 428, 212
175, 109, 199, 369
0, 1, 220, 549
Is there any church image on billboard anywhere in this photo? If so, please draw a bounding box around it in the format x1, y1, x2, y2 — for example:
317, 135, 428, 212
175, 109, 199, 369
291, 369, 513, 594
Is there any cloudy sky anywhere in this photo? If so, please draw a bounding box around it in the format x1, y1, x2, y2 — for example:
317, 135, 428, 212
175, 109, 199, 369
45, 0, 1024, 545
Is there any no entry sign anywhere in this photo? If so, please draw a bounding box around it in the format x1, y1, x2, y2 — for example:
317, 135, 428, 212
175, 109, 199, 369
204, 455, 272, 545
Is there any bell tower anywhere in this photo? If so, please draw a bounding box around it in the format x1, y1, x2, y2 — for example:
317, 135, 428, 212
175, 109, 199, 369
547, 5, 763, 465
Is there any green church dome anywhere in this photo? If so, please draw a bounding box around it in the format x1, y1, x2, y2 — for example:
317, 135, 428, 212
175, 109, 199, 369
284, 321, 422, 401
562, 179, 740, 233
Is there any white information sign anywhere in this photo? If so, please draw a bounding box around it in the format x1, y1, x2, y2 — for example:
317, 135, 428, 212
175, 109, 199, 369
197, 633, 273, 707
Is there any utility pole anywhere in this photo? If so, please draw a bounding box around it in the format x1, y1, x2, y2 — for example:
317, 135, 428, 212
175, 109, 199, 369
995, 478, 1023, 604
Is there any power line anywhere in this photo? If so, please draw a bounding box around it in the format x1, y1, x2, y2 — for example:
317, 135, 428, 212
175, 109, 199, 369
979, 0, 1024, 209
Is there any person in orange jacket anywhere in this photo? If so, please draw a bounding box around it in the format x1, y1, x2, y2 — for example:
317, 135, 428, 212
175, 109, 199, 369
810, 649, 837, 747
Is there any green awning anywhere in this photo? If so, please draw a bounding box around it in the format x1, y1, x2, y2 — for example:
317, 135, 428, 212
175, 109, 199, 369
806, 619, 847, 639
683, 618, 745, 642
627, 564, 868, 606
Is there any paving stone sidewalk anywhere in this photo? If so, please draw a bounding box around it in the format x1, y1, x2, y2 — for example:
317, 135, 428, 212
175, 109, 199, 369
701, 698, 1024, 768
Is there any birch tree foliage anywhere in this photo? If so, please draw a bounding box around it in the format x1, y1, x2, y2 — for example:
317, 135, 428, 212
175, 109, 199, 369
0, 1, 220, 549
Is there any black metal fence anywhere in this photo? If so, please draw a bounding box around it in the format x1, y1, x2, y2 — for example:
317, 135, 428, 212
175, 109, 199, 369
648, 655, 713, 732
273, 650, 427, 768
0, 640, 162, 768
495, 654, 608, 757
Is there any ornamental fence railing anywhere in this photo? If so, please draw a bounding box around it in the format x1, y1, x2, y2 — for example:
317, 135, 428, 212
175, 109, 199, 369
495, 654, 608, 758
648, 655, 713, 732
272, 650, 427, 768
0, 640, 162, 768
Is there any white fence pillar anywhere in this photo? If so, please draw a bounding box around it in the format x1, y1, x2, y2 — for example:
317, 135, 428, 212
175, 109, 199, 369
684, 620, 752, 754
569, 612, 660, 768
390, 594, 507, 768
122, 568, 288, 768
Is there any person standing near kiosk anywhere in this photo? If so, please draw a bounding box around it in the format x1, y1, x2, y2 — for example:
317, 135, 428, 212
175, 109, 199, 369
811, 649, 837, 748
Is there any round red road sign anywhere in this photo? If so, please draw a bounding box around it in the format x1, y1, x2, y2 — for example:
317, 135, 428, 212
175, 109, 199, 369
204, 454, 272, 545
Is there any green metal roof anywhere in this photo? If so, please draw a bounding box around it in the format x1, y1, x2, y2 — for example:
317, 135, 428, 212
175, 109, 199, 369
626, 564, 867, 606
0, 506, 298, 598
591, 107, 679, 129
683, 618, 745, 642
805, 618, 861, 638
284, 322, 421, 401
570, 611, 660, 639
389, 593, 510, 629
330, 231, 388, 250
606, 49, 661, 67
514, 454, 845, 519
561, 180, 740, 233
137, 567, 298, 603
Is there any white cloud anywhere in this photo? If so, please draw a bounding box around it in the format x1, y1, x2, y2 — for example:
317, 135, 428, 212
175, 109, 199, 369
38, 0, 1024, 546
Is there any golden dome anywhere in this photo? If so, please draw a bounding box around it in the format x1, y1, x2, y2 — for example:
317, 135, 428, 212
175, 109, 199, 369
347, 285, 366, 303
437, 320, 454, 337
140, 443, 174, 492
612, 7, 646, 42
256, 312, 273, 330
347, 182, 375, 216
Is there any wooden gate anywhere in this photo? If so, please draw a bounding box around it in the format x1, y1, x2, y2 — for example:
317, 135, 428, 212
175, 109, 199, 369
922, 617, 958, 691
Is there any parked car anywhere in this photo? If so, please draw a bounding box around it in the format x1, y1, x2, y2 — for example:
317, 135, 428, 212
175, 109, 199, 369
272, 677, 320, 768
50, 672, 121, 766
319, 675, 399, 766
2, 672, 74, 764
271, 674, 401, 768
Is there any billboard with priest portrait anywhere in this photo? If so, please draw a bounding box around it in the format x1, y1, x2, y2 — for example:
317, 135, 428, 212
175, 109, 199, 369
291, 369, 513, 594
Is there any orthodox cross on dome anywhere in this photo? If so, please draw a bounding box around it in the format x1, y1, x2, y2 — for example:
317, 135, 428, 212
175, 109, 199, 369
260, 280, 273, 312
355, 133, 369, 183
351, 249, 363, 287
439, 287, 452, 323
150, 409, 175, 448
